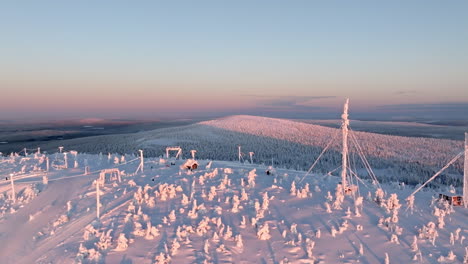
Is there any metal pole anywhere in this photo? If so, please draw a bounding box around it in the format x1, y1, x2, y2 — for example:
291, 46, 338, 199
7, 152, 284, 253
10, 173, 15, 202
409, 151, 463, 198
341, 98, 350, 191
464, 132, 467, 208
64, 152, 68, 169
96, 180, 100, 219
139, 149, 144, 173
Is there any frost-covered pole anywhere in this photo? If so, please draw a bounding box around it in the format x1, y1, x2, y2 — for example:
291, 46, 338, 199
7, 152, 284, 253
96, 180, 100, 219
249, 152, 254, 164
238, 146, 241, 163
341, 98, 350, 191
464, 132, 467, 208
191, 150, 197, 160
166, 148, 169, 159
37, 147, 40, 155
64, 152, 68, 169
24, 148, 27, 156
10, 173, 15, 202
59, 146, 63, 153
139, 149, 144, 173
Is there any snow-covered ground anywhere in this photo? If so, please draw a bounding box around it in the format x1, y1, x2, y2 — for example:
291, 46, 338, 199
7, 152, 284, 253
0, 152, 466, 264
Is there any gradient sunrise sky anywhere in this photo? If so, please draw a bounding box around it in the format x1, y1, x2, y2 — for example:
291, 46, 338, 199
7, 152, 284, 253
1, 1, 467, 120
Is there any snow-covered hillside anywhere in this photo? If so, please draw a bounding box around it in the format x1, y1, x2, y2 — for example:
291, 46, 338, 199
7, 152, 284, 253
136, 116, 463, 186
0, 152, 466, 264
12, 116, 463, 187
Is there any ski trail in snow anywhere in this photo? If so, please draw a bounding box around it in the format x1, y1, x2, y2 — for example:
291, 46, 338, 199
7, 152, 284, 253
0, 176, 92, 264
18, 189, 136, 264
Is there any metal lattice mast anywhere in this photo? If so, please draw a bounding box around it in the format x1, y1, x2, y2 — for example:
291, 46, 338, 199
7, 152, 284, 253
341, 98, 350, 191
464, 132, 467, 208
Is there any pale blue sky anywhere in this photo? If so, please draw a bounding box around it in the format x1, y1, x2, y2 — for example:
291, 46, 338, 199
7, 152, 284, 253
1, 1, 467, 120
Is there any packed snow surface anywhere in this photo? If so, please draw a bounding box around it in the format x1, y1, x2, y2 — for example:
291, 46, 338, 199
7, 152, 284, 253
0, 151, 466, 264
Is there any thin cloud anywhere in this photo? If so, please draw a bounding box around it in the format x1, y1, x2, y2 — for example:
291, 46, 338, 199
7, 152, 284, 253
377, 102, 468, 111
241, 95, 340, 114
241, 94, 337, 100
394, 90, 417, 95
241, 95, 338, 107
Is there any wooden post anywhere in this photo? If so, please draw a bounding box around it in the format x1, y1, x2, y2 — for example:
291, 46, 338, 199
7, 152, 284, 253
24, 148, 27, 156
46, 157, 50, 172
10, 173, 15, 202
238, 146, 241, 163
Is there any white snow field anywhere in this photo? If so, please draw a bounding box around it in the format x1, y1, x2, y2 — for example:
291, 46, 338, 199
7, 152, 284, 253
0, 151, 466, 264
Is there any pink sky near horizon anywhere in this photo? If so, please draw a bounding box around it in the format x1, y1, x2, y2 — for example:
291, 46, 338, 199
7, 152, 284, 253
2, 66, 466, 117
1, 1, 467, 120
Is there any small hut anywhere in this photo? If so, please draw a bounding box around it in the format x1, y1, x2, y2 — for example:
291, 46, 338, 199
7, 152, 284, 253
182, 159, 198, 170
439, 192, 464, 206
